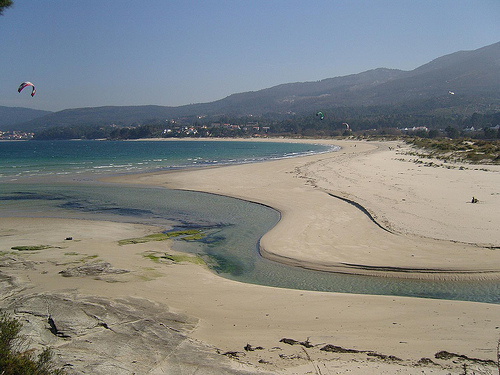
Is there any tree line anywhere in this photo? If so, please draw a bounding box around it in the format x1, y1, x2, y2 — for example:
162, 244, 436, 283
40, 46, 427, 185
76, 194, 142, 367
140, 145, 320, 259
31, 111, 500, 141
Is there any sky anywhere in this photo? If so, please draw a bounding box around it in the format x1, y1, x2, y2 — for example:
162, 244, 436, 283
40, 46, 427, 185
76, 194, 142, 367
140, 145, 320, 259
1, 0, 499, 112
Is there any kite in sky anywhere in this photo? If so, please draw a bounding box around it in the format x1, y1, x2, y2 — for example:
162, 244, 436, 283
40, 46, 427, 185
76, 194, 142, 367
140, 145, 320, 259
18, 81, 36, 97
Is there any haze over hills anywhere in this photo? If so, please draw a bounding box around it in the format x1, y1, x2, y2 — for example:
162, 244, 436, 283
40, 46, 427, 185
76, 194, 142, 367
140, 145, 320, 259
2, 41, 499, 132
0, 106, 52, 130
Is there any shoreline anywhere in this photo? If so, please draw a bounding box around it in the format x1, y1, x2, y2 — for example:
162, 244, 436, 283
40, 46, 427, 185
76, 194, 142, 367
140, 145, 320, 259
1, 216, 499, 374
2, 137, 500, 374
0, 137, 336, 184
104, 138, 500, 281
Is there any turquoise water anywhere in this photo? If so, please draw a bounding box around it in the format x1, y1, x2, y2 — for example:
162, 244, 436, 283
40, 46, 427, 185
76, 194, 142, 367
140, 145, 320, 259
0, 140, 499, 304
0, 140, 332, 181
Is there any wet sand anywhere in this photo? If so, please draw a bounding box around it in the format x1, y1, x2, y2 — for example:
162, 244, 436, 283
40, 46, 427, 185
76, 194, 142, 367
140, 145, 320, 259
112, 139, 500, 279
1, 138, 499, 374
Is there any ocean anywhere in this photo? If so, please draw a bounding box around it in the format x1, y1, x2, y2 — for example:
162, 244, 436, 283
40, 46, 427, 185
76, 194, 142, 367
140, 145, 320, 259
1, 140, 499, 304
0, 139, 332, 181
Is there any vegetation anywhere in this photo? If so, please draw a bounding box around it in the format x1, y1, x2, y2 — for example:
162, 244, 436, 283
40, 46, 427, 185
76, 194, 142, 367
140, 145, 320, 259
7, 42, 500, 136
0, 0, 13, 16
29, 109, 500, 142
407, 138, 500, 164
63, 252, 79, 256
81, 254, 99, 261
118, 230, 204, 246
11, 245, 53, 251
143, 253, 161, 262
33, 125, 114, 140
0, 312, 64, 375
119, 233, 171, 245
143, 252, 205, 265
29, 113, 500, 167
162, 253, 205, 264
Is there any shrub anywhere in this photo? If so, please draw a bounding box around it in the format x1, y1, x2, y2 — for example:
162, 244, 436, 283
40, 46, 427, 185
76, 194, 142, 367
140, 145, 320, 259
0, 312, 64, 374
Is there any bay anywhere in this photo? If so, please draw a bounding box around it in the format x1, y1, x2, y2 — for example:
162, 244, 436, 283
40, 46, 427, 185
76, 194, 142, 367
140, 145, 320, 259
0, 139, 332, 181
0, 140, 498, 304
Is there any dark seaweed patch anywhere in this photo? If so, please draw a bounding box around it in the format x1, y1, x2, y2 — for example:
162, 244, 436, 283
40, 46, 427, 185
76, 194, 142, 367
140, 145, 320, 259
200, 235, 225, 245
167, 224, 229, 245
204, 253, 246, 276
60, 200, 154, 218
0, 191, 67, 201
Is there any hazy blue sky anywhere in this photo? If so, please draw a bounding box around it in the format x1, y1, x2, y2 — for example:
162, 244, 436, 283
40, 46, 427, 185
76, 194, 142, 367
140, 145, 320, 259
1, 0, 499, 112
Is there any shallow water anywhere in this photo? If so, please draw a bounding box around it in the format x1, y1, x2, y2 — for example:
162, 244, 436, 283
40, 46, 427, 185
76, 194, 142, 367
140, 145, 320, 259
1, 183, 499, 304
0, 140, 332, 181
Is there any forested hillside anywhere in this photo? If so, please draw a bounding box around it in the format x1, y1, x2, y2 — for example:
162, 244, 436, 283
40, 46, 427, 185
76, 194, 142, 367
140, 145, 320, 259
3, 41, 499, 136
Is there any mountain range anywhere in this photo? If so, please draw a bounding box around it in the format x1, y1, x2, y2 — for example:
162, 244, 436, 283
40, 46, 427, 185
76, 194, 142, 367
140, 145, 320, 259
1, 41, 499, 131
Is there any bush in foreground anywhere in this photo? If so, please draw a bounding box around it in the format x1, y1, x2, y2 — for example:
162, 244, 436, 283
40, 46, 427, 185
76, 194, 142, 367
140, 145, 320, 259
0, 312, 64, 374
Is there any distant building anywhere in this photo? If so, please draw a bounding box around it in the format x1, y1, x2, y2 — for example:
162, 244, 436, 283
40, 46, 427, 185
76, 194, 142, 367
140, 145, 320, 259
0, 131, 34, 140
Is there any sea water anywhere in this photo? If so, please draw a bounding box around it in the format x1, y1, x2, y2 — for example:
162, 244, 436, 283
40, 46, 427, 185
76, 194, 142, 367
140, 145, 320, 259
0, 140, 498, 304
0, 139, 331, 181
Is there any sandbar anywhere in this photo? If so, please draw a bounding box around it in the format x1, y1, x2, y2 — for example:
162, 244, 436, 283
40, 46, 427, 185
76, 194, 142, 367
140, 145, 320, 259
109, 139, 500, 280
1, 138, 499, 374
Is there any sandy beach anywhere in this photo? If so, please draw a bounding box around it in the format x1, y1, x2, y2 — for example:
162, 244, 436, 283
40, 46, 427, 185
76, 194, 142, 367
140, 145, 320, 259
1, 139, 499, 374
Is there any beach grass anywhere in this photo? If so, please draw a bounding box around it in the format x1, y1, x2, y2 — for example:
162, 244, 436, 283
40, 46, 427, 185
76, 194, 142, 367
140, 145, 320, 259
408, 138, 500, 164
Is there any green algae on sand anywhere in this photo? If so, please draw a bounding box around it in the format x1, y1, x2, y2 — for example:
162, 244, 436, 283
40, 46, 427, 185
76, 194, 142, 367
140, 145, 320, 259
143, 252, 206, 266
11, 245, 55, 251
118, 229, 204, 246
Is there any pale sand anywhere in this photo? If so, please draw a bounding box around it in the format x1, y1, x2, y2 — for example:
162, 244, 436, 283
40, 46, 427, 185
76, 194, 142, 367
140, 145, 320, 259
1, 139, 500, 374
110, 139, 500, 279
